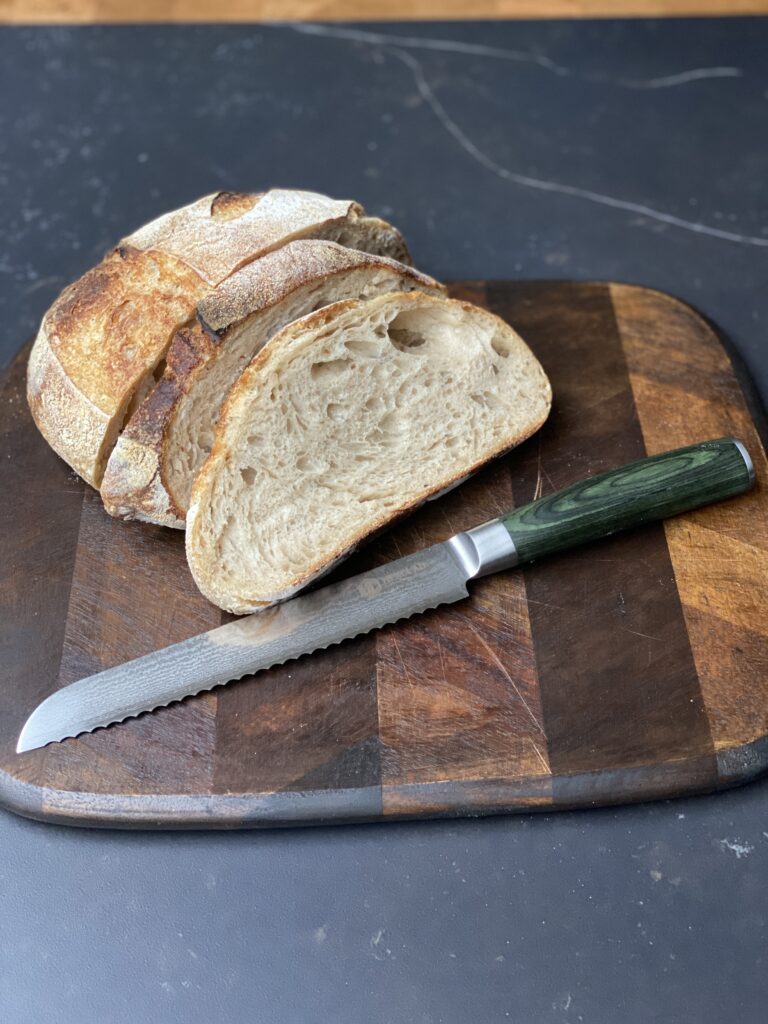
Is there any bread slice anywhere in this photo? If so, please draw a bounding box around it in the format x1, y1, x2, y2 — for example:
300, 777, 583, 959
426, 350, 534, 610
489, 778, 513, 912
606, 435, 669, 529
27, 189, 410, 486
101, 241, 443, 528
186, 292, 552, 614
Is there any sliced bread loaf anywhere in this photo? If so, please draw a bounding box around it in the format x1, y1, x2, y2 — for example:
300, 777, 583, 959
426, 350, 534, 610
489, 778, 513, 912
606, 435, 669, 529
101, 241, 443, 528
27, 189, 410, 486
186, 291, 552, 614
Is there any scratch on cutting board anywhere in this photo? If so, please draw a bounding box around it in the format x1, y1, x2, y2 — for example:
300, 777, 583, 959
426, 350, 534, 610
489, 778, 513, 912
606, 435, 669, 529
390, 534, 405, 560
533, 437, 556, 501
529, 738, 549, 773
468, 622, 545, 735
437, 503, 459, 538
388, 48, 768, 249
437, 637, 448, 684
525, 597, 566, 612
390, 632, 418, 693
533, 453, 544, 502
622, 627, 662, 642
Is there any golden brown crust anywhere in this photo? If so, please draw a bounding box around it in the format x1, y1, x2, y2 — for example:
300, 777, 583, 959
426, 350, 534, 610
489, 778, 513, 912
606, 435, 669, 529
28, 250, 207, 486
350, 216, 412, 266
27, 321, 112, 485
101, 325, 215, 526
42, 246, 208, 414
29, 189, 403, 489
101, 242, 443, 525
209, 191, 262, 221
186, 292, 552, 613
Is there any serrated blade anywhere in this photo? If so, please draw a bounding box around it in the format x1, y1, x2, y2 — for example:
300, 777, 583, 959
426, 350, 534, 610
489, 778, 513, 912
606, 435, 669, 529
17, 542, 470, 752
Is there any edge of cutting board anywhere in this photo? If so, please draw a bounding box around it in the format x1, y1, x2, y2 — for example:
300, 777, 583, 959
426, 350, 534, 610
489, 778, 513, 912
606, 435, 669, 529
2, 280, 767, 829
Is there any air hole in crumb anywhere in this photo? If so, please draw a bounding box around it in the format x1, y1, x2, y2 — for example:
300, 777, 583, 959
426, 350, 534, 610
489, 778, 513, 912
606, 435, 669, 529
445, 436, 458, 448
389, 328, 426, 352
491, 336, 510, 358
311, 358, 351, 381
240, 466, 256, 485
346, 338, 381, 357
326, 403, 345, 421
379, 411, 400, 434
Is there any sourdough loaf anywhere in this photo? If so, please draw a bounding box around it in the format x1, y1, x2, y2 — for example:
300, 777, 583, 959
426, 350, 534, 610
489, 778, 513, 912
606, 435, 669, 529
186, 291, 552, 614
27, 189, 410, 486
101, 241, 443, 528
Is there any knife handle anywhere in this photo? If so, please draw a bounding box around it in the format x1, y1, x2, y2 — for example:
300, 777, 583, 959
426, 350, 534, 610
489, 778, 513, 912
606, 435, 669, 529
453, 438, 755, 578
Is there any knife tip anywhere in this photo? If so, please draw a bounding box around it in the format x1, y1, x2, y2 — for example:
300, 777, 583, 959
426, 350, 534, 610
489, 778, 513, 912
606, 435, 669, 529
16, 720, 45, 753
16, 708, 60, 753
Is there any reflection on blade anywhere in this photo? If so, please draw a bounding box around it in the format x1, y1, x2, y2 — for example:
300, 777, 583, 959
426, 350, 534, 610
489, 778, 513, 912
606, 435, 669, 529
17, 543, 470, 752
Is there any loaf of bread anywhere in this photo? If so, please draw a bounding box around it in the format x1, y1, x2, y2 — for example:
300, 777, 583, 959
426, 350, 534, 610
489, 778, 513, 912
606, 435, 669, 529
27, 189, 410, 486
28, 190, 552, 618
100, 241, 444, 528
186, 292, 552, 614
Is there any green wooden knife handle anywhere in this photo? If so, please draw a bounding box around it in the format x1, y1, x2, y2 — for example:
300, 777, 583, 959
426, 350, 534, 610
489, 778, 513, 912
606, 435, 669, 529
451, 438, 755, 578
499, 437, 754, 566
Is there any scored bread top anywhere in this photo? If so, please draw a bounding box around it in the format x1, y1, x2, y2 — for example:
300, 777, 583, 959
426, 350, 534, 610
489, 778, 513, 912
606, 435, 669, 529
100, 240, 444, 527
127, 189, 363, 287
27, 245, 208, 485
186, 291, 552, 614
196, 237, 434, 335
26, 188, 410, 487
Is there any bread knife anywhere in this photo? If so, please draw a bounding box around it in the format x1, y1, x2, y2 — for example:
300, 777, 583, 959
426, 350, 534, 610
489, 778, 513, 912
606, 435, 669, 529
16, 437, 754, 753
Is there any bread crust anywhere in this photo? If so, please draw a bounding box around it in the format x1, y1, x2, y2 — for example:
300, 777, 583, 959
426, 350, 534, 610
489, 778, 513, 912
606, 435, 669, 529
27, 246, 207, 486
101, 242, 443, 526
27, 189, 410, 489
126, 189, 362, 287
342, 216, 411, 267
27, 319, 113, 484
100, 325, 211, 526
186, 292, 552, 614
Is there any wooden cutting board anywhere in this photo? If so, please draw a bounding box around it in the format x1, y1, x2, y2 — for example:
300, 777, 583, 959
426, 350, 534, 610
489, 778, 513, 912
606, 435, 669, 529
2, 281, 767, 829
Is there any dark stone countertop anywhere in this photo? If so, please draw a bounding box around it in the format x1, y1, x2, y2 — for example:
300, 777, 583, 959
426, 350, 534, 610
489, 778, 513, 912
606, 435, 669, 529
0, 18, 766, 1023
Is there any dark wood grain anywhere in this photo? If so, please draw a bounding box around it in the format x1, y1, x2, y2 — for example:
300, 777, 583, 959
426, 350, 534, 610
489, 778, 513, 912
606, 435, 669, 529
1, 281, 766, 828
490, 283, 717, 805
612, 284, 768, 783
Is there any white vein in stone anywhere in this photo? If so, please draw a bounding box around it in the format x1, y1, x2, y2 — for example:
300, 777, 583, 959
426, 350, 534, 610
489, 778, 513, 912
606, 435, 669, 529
285, 22, 742, 90
392, 48, 768, 249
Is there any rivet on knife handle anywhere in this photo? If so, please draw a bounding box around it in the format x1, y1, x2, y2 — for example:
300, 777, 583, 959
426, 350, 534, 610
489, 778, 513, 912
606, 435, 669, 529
450, 437, 755, 578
